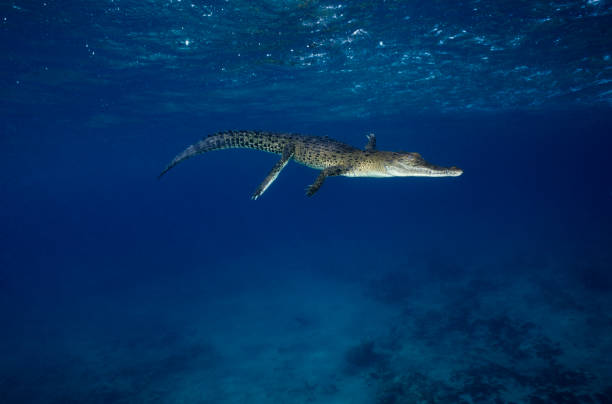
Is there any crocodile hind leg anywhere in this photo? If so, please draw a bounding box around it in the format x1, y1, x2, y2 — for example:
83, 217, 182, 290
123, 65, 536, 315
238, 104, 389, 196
252, 144, 295, 200
364, 133, 376, 151
306, 166, 350, 197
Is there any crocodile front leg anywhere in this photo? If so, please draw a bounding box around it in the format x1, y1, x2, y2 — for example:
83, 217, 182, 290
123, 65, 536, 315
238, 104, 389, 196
252, 144, 295, 200
306, 166, 350, 197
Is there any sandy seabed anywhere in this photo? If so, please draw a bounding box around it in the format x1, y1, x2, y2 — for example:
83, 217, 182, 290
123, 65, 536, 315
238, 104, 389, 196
1, 247, 611, 404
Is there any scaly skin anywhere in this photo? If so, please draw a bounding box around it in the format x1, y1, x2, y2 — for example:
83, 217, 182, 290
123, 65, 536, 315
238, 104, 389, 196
159, 130, 462, 198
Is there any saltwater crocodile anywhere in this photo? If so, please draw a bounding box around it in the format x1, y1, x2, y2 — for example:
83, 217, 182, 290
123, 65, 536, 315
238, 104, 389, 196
159, 130, 462, 199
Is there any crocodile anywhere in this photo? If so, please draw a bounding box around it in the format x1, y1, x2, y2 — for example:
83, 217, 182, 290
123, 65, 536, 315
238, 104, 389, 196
158, 130, 462, 199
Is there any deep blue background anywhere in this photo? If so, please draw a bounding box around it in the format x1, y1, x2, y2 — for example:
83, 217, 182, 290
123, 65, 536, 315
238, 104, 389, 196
1, 0, 612, 402
2, 109, 610, 309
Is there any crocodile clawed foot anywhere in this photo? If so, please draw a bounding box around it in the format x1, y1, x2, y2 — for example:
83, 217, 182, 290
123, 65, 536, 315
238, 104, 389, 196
305, 186, 319, 197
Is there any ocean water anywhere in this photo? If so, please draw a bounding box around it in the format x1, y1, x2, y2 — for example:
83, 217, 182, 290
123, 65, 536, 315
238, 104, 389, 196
1, 1, 612, 403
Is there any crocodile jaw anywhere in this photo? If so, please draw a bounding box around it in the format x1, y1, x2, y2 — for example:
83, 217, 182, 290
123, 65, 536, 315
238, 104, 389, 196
385, 162, 463, 177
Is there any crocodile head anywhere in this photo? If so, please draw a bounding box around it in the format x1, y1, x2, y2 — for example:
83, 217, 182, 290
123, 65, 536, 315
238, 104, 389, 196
384, 152, 463, 177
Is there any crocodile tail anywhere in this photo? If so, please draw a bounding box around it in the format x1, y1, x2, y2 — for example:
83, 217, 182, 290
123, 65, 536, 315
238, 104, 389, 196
158, 130, 285, 179
158, 138, 206, 179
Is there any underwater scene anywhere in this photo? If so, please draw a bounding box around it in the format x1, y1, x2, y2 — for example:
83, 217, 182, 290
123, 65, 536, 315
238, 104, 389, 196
1, 1, 612, 403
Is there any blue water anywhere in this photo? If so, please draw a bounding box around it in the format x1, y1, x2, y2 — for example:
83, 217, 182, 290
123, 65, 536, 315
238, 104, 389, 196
2, 1, 612, 403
